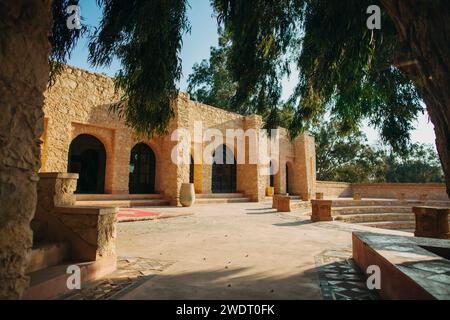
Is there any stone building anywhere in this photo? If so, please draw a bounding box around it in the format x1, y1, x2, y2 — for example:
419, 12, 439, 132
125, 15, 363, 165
41, 65, 316, 205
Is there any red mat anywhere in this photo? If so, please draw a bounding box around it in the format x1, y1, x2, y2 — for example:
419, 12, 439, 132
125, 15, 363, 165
118, 209, 161, 218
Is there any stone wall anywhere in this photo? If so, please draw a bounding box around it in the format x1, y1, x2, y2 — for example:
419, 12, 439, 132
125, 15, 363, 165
316, 181, 352, 197
352, 183, 449, 201
41, 65, 316, 204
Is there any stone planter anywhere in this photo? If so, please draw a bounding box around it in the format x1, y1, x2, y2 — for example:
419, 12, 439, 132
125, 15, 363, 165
180, 183, 195, 207
266, 187, 275, 197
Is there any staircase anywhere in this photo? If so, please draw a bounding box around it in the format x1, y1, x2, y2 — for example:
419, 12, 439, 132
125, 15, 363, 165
75, 194, 169, 208
195, 193, 251, 204
331, 199, 450, 232
23, 241, 116, 300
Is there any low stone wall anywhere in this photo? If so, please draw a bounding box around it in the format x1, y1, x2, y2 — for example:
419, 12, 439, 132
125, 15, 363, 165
33, 173, 118, 262
352, 183, 449, 201
315, 181, 352, 198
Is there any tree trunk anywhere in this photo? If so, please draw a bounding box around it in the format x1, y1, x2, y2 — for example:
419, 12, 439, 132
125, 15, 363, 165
381, 0, 450, 197
0, 0, 52, 299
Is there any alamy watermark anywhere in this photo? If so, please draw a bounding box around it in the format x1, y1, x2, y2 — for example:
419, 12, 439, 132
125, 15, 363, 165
366, 265, 381, 290
367, 5, 381, 30
66, 265, 81, 290
66, 5, 82, 30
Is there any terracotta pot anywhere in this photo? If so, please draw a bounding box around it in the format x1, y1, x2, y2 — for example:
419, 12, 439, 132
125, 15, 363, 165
266, 187, 274, 197
180, 183, 195, 207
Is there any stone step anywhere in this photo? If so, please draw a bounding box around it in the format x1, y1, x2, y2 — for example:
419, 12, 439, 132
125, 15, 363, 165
75, 199, 170, 208
26, 242, 71, 274
334, 213, 415, 224
75, 194, 163, 201
196, 193, 245, 199
332, 206, 412, 215
332, 200, 406, 207
23, 257, 116, 300
195, 197, 251, 204
331, 199, 450, 207
360, 221, 416, 230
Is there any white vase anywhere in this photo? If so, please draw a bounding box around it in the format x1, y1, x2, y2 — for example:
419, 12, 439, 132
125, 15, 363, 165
180, 183, 195, 207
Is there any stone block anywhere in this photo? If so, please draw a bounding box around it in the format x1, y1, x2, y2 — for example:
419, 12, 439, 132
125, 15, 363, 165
353, 192, 362, 201
419, 194, 428, 202
311, 200, 333, 222
277, 196, 291, 212
301, 193, 311, 201
413, 207, 449, 239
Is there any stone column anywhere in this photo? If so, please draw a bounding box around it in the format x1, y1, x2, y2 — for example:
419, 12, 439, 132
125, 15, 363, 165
237, 115, 266, 202
413, 207, 449, 239
292, 134, 316, 199
311, 200, 333, 222
109, 129, 132, 194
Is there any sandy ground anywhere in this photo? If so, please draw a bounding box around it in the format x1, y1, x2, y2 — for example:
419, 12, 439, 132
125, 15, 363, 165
116, 201, 409, 300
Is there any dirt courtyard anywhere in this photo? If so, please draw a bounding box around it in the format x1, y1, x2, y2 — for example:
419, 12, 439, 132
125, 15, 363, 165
114, 201, 406, 300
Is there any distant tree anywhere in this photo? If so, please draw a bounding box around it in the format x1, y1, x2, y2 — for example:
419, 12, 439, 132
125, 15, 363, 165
187, 31, 236, 110
187, 31, 292, 130
384, 144, 444, 183
312, 121, 444, 183
312, 122, 387, 182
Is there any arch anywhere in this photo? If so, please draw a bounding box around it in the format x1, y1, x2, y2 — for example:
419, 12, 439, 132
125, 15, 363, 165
269, 160, 275, 187
286, 162, 292, 194
212, 144, 237, 193
68, 134, 106, 194
189, 155, 194, 184
129, 143, 156, 194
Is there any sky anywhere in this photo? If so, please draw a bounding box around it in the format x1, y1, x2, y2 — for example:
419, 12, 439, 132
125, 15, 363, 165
67, 0, 436, 147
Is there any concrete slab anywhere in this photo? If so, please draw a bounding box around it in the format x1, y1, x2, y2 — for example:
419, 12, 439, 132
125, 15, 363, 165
114, 202, 411, 300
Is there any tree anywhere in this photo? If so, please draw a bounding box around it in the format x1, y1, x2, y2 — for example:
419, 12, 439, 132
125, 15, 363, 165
211, 0, 450, 196
384, 144, 444, 183
0, 0, 53, 299
187, 31, 237, 110
187, 31, 294, 130
1, 0, 448, 298
312, 121, 444, 183
312, 122, 387, 182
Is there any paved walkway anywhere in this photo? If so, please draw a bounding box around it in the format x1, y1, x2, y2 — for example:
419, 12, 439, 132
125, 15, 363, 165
107, 201, 409, 300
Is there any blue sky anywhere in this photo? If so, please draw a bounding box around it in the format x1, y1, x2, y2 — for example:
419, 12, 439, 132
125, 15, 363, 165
67, 0, 436, 147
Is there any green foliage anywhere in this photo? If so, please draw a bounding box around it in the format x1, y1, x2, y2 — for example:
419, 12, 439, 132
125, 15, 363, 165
212, 0, 303, 115
384, 144, 444, 183
187, 30, 294, 130
313, 121, 444, 183
213, 0, 423, 153
49, 0, 88, 85
87, 0, 190, 137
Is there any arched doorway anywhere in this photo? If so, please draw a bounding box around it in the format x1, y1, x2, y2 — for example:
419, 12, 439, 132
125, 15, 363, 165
68, 134, 106, 194
189, 156, 194, 184
212, 145, 236, 193
129, 143, 156, 194
286, 163, 291, 194
270, 160, 275, 188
